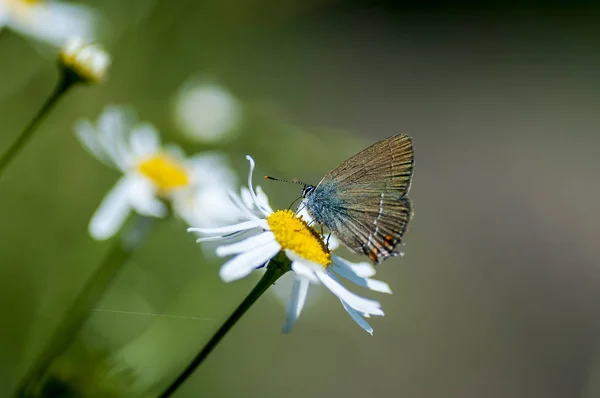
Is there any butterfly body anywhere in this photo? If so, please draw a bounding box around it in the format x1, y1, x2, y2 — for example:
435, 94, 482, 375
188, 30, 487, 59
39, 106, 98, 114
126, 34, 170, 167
301, 134, 414, 264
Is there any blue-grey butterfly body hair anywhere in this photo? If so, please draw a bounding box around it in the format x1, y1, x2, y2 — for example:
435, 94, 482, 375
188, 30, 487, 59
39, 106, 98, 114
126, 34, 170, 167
301, 134, 414, 264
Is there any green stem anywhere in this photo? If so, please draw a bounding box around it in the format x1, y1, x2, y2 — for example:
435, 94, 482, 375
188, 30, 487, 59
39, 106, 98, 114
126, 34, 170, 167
159, 262, 288, 397
14, 216, 153, 397
0, 71, 75, 180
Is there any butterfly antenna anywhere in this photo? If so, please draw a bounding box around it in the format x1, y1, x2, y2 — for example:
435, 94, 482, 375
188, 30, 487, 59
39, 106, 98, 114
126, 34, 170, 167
264, 175, 306, 186
288, 196, 303, 211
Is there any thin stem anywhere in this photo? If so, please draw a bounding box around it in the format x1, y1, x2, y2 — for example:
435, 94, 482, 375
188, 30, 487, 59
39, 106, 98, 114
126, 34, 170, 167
0, 72, 75, 180
159, 262, 288, 397
14, 216, 153, 397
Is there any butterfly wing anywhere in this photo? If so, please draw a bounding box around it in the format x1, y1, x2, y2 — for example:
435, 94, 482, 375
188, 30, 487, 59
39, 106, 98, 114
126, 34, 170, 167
314, 134, 414, 264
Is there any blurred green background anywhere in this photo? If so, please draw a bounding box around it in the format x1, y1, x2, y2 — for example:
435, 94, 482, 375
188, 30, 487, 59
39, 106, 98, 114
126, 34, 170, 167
1, 0, 600, 397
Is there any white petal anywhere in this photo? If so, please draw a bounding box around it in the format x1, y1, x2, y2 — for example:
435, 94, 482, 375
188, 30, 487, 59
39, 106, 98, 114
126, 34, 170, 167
74, 119, 115, 168
245, 155, 270, 216
240, 187, 254, 209
340, 300, 374, 335
331, 254, 376, 278
187, 152, 236, 188
174, 186, 249, 228
216, 232, 276, 257
326, 234, 340, 251
227, 190, 261, 220
0, 7, 8, 28
290, 260, 319, 283
97, 106, 133, 170
9, 3, 96, 46
89, 177, 133, 240
187, 219, 266, 235
331, 261, 392, 294
281, 278, 310, 333
317, 270, 383, 316
285, 250, 326, 271
129, 123, 160, 159
255, 186, 274, 214
194, 230, 246, 243
219, 241, 281, 282
127, 176, 167, 217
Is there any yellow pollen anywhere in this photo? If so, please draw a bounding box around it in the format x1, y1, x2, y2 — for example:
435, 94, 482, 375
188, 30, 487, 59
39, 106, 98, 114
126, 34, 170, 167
267, 210, 331, 267
137, 154, 189, 191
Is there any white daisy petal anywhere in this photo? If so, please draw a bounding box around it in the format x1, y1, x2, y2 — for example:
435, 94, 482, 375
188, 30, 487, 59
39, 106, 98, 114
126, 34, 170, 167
98, 105, 125, 138
227, 190, 261, 220
89, 176, 134, 240
216, 231, 276, 257
187, 152, 236, 187
195, 230, 247, 243
130, 123, 160, 159
331, 254, 376, 278
219, 241, 281, 282
317, 270, 383, 316
255, 186, 274, 214
0, 6, 8, 28
240, 187, 254, 209
74, 119, 115, 167
285, 250, 324, 271
9, 2, 96, 46
245, 155, 270, 216
96, 106, 132, 170
290, 260, 319, 283
340, 299, 374, 335
127, 176, 167, 217
331, 262, 392, 294
187, 219, 266, 235
175, 186, 246, 228
326, 234, 340, 251
281, 278, 310, 333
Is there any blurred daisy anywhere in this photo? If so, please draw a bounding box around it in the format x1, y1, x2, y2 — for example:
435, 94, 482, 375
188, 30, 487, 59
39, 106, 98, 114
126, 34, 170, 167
173, 79, 241, 144
0, 0, 96, 47
75, 105, 241, 240
189, 156, 392, 334
59, 37, 110, 84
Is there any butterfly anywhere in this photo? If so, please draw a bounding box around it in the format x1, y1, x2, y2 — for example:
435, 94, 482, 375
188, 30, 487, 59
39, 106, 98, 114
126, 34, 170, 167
300, 134, 414, 264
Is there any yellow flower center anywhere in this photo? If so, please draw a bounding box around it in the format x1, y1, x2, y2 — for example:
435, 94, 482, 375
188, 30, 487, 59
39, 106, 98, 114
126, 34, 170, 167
7, 0, 41, 6
137, 154, 189, 192
267, 210, 331, 267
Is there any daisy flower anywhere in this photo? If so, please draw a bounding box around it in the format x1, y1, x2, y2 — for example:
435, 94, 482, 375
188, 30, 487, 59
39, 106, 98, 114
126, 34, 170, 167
59, 37, 110, 84
75, 105, 242, 240
0, 0, 96, 47
188, 156, 392, 334
173, 78, 241, 144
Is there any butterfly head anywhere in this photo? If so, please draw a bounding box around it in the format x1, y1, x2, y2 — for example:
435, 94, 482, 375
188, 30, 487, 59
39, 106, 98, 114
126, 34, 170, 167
301, 184, 316, 199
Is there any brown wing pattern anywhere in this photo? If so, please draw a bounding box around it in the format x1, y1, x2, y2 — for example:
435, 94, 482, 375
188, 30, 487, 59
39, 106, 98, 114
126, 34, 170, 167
321, 134, 413, 196
324, 134, 414, 263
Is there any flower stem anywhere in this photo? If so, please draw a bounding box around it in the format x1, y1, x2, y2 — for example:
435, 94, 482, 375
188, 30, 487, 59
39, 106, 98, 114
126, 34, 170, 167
0, 71, 76, 180
14, 216, 154, 398
159, 261, 289, 397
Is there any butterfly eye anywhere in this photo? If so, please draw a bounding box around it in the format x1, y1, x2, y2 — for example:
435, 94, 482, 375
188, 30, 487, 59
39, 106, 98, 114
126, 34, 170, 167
302, 185, 315, 198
